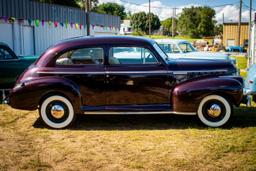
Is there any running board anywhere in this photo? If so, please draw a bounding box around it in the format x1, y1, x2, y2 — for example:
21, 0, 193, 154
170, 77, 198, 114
83, 111, 196, 115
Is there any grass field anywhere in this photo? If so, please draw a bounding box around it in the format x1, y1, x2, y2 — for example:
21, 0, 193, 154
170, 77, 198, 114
0, 50, 255, 171
231, 56, 248, 78
0, 105, 256, 170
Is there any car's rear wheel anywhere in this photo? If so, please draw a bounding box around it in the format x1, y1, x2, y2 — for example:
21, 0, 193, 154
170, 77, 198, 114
40, 95, 75, 129
197, 95, 232, 127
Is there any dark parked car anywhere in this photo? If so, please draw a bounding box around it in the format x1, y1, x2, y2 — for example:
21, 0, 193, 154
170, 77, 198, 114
0, 42, 38, 89
6, 36, 244, 129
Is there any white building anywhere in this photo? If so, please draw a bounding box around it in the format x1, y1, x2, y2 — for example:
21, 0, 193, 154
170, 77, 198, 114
120, 20, 132, 35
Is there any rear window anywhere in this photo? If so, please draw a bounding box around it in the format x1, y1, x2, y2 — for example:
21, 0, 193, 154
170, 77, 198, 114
56, 47, 104, 65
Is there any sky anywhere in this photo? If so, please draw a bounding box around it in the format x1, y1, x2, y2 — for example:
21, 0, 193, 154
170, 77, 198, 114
98, 0, 256, 23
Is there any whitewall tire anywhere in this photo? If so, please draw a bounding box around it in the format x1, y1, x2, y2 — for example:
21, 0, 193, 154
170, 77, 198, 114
40, 95, 75, 129
197, 95, 232, 127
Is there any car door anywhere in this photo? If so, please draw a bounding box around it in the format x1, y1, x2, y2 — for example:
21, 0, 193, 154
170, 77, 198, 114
54, 46, 106, 108
105, 45, 173, 111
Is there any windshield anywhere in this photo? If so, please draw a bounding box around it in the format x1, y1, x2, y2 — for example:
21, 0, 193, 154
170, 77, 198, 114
158, 43, 180, 53
153, 43, 169, 61
178, 42, 196, 53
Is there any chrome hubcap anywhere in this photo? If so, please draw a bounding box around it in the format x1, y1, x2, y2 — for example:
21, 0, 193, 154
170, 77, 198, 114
50, 105, 65, 119
207, 104, 221, 118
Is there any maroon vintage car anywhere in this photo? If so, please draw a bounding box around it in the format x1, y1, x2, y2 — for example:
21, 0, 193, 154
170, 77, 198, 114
6, 36, 243, 129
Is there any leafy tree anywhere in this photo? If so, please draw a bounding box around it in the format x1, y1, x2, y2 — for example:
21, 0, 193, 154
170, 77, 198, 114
126, 11, 132, 19
93, 3, 126, 20
161, 18, 178, 35
77, 0, 99, 10
38, 0, 99, 9
177, 6, 215, 38
131, 12, 160, 34
214, 24, 223, 35
38, 0, 79, 7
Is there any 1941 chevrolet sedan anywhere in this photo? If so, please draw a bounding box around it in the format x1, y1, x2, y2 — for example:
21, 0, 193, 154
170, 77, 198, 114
6, 36, 244, 129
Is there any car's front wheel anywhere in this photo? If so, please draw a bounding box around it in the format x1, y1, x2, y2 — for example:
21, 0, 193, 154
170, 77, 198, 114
40, 95, 75, 129
197, 95, 232, 127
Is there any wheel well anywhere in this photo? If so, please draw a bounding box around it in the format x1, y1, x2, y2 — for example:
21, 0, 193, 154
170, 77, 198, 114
39, 91, 72, 107
209, 92, 235, 106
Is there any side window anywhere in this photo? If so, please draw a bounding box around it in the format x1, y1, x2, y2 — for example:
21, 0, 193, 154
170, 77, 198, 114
109, 47, 158, 65
56, 47, 104, 65
0, 48, 14, 60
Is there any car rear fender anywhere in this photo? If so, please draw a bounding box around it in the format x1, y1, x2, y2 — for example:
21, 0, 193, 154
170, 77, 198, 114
172, 76, 243, 113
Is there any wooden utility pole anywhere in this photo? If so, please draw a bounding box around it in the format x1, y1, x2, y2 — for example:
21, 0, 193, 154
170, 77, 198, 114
85, 0, 91, 36
238, 0, 242, 46
172, 8, 176, 37
149, 0, 151, 36
248, 0, 252, 67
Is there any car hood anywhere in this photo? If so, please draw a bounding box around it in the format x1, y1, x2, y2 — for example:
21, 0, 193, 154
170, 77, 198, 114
167, 52, 229, 60
167, 58, 236, 74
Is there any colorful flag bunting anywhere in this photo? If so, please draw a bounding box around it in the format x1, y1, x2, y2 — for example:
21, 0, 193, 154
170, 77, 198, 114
54, 21, 58, 27
48, 21, 52, 26
28, 19, 33, 26
35, 19, 40, 27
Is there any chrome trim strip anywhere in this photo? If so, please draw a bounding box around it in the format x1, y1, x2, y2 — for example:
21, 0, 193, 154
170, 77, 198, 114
171, 69, 228, 75
83, 111, 196, 115
37, 71, 105, 75
37, 69, 227, 75
37, 70, 168, 74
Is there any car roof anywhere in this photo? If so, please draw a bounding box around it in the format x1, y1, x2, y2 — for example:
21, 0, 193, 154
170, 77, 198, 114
53, 35, 156, 47
0, 42, 10, 47
35, 36, 158, 67
155, 39, 190, 44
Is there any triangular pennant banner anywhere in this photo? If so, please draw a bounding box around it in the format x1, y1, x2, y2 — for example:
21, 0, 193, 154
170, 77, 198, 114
35, 19, 40, 27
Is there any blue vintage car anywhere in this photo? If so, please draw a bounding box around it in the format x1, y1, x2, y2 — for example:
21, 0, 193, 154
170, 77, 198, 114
244, 64, 256, 104
226, 46, 244, 53
156, 39, 237, 65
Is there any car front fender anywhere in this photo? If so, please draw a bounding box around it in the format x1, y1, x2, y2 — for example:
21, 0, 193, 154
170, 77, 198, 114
8, 76, 82, 113
172, 76, 243, 113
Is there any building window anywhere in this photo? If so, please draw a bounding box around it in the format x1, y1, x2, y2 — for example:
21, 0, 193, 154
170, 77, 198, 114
227, 39, 235, 46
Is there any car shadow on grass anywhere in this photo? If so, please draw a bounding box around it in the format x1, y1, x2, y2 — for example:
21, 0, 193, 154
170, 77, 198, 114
33, 107, 256, 130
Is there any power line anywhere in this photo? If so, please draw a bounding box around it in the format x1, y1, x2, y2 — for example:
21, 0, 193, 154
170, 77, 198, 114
242, 2, 256, 11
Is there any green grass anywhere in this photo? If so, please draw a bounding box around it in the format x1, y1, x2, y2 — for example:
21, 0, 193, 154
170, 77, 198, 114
232, 56, 248, 70
231, 56, 248, 78
0, 105, 256, 170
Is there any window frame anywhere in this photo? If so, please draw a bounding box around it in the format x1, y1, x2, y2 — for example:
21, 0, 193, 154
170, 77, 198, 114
0, 46, 18, 61
54, 46, 105, 67
107, 45, 162, 66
